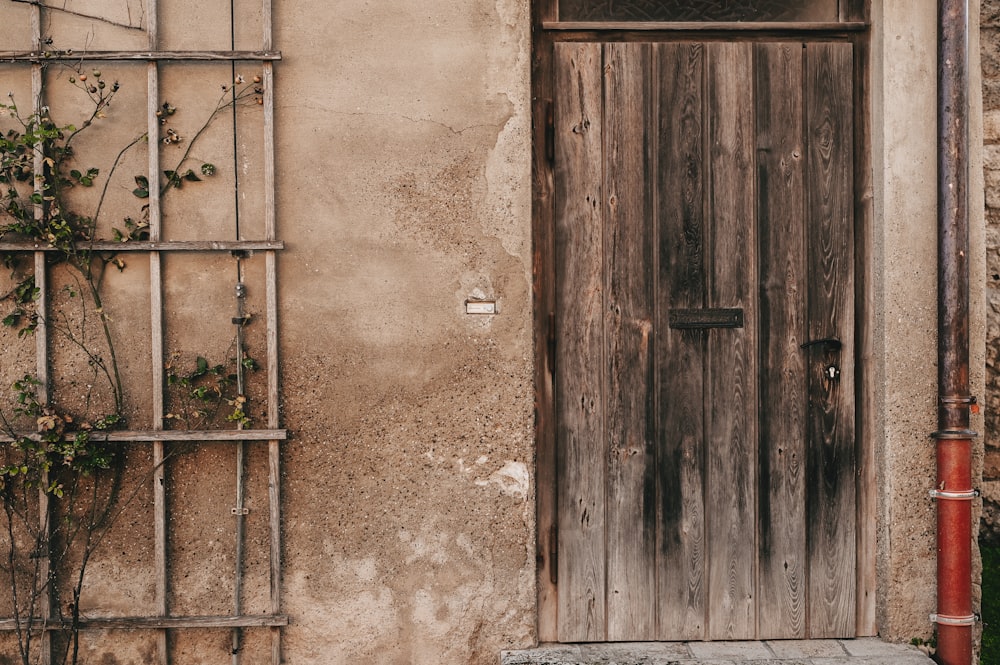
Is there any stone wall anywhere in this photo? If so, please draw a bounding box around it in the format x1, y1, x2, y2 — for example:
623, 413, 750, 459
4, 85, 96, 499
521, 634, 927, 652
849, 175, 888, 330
983, 0, 1000, 545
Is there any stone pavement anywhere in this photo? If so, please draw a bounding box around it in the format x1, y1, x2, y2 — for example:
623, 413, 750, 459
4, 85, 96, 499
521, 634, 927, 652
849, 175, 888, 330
501, 639, 935, 665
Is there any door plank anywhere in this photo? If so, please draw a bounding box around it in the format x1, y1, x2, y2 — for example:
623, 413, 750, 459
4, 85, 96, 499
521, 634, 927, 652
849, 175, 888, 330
553, 41, 607, 642
603, 41, 659, 641
654, 41, 708, 641
705, 42, 757, 641
755, 42, 808, 640
804, 41, 856, 638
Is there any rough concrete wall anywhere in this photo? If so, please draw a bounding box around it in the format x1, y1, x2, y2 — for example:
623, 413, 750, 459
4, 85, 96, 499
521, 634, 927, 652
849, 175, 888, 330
982, 0, 1000, 547
872, 0, 939, 640
274, 0, 536, 663
873, 0, 986, 645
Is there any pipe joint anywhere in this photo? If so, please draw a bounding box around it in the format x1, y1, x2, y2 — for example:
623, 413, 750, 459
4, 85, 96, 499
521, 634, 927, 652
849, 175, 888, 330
930, 428, 979, 440
940, 394, 978, 409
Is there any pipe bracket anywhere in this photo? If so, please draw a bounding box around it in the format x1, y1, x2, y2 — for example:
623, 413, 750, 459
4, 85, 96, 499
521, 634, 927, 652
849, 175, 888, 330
940, 394, 977, 407
930, 428, 979, 440
930, 613, 978, 627
928, 488, 980, 501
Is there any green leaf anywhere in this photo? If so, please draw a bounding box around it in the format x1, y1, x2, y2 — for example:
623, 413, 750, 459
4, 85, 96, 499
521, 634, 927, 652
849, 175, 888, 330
182, 169, 201, 182
129, 177, 146, 196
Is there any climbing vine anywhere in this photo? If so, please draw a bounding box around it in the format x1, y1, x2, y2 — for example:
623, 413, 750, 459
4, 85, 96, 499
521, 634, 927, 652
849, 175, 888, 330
0, 62, 263, 665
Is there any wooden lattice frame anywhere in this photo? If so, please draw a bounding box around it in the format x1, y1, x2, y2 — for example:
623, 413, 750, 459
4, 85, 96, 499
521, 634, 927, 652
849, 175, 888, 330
0, 2, 286, 663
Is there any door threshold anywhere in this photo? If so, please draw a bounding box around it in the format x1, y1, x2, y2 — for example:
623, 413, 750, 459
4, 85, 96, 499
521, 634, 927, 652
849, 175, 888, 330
501, 638, 934, 664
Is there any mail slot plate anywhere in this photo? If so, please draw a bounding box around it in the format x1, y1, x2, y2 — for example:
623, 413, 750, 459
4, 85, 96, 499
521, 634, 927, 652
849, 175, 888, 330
668, 308, 744, 330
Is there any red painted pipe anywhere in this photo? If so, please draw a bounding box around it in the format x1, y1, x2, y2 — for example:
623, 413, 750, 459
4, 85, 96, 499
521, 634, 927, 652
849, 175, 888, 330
935, 1, 975, 664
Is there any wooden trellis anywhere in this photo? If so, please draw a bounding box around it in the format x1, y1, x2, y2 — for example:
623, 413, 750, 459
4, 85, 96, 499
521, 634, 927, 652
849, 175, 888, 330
0, 1, 286, 663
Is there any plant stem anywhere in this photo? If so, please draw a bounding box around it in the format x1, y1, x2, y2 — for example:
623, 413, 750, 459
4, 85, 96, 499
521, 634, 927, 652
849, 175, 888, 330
92, 133, 146, 228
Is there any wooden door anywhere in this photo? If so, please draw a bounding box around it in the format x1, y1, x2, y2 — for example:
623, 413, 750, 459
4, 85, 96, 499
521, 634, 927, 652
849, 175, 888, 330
553, 41, 856, 642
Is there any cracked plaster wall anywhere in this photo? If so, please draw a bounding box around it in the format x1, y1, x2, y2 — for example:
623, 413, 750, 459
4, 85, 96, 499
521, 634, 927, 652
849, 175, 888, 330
276, 0, 535, 663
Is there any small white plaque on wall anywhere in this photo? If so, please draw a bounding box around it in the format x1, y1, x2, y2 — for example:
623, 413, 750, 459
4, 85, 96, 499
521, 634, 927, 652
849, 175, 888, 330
466, 300, 497, 315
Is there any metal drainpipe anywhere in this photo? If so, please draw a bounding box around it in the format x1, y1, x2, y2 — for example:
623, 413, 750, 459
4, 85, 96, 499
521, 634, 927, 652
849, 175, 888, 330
934, 1, 977, 664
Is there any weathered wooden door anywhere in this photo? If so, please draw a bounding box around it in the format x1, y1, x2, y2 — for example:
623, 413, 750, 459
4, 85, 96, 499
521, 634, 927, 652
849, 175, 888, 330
553, 41, 856, 641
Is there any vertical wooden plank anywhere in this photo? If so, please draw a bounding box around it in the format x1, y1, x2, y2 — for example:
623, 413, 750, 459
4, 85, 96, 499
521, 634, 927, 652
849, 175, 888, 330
705, 41, 757, 641
603, 41, 657, 641
755, 42, 808, 640
533, 0, 557, 643
852, 30, 877, 637
533, 29, 558, 643
654, 41, 707, 641
553, 41, 606, 642
804, 41, 856, 639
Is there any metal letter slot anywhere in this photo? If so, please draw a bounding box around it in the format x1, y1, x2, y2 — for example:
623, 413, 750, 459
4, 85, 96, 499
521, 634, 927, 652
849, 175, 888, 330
668, 308, 743, 330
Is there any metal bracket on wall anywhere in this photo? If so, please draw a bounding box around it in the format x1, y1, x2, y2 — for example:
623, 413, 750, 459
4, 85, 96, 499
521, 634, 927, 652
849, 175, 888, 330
930, 613, 978, 627
927, 489, 980, 501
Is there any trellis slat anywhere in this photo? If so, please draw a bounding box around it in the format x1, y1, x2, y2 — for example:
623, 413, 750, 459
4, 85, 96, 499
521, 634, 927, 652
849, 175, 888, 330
0, 614, 288, 630
30, 7, 53, 661
0, 50, 281, 62
0, 429, 288, 443
0, 240, 284, 251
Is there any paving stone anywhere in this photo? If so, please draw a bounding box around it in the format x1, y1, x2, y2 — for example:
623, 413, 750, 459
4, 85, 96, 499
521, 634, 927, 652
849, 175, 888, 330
502, 656, 731, 665
838, 638, 930, 658
502, 645, 584, 664
766, 640, 848, 658
810, 658, 934, 665
502, 639, 934, 665
578, 642, 693, 662
687, 642, 774, 660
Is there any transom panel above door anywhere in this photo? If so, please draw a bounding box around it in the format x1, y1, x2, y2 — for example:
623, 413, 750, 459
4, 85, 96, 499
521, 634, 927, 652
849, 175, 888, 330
556, 0, 841, 22
551, 41, 856, 642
